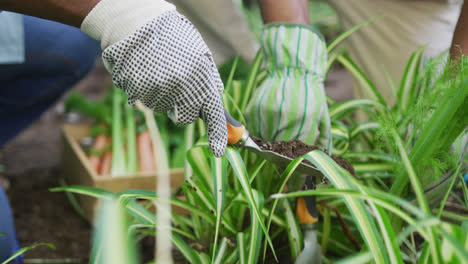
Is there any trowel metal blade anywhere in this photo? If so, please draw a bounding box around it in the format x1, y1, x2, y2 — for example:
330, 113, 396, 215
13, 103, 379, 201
242, 137, 323, 177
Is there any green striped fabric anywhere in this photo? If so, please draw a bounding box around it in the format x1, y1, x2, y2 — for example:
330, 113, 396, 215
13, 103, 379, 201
246, 23, 331, 151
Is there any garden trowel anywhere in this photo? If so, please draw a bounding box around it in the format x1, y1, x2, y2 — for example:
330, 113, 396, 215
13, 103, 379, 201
224, 109, 323, 178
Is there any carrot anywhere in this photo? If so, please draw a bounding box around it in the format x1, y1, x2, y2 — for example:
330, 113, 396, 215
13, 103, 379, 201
88, 134, 109, 173
99, 151, 113, 176
137, 130, 156, 172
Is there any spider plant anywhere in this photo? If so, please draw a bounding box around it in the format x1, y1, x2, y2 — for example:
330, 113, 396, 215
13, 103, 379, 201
52, 17, 468, 264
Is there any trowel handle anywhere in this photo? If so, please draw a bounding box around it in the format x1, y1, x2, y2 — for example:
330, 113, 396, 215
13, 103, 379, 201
224, 108, 246, 146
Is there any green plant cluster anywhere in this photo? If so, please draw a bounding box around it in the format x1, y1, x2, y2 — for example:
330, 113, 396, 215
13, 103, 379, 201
8, 18, 468, 264
45, 20, 468, 264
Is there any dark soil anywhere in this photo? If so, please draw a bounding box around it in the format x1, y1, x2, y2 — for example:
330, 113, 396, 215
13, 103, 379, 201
251, 136, 356, 177
446, 189, 468, 216
5, 168, 178, 263
7, 169, 91, 262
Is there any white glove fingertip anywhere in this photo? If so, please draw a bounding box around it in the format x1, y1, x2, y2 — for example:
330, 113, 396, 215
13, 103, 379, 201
201, 95, 227, 157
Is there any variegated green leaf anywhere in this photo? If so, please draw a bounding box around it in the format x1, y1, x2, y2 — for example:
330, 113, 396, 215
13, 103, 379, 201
240, 51, 264, 111
398, 46, 425, 112
172, 233, 201, 264
237, 233, 246, 264
439, 222, 468, 263
224, 147, 277, 261
1, 244, 55, 264
331, 122, 350, 156
329, 99, 384, 121
211, 156, 228, 261
213, 237, 230, 264
248, 190, 264, 264
282, 199, 303, 260
302, 150, 388, 263
187, 145, 213, 190
327, 16, 380, 53
337, 55, 386, 106
350, 122, 380, 140
90, 200, 139, 264
50, 185, 115, 200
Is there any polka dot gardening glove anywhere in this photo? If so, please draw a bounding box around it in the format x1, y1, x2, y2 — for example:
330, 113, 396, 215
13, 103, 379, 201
81, 0, 227, 157
246, 24, 331, 151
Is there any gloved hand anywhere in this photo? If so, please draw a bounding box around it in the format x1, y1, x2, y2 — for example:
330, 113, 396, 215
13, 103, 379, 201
246, 24, 331, 151
81, 0, 227, 157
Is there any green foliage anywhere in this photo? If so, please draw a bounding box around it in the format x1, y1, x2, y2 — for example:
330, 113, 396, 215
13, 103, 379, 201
111, 88, 127, 176
54, 19, 468, 263
1, 243, 55, 264
90, 199, 139, 264
64, 91, 112, 124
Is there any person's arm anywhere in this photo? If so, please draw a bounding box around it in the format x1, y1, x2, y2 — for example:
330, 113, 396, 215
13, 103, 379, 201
0, 0, 99, 27
1, 0, 229, 157
258, 0, 309, 24
450, 2, 468, 60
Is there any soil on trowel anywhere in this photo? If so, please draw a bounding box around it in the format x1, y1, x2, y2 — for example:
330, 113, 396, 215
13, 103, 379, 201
251, 136, 356, 177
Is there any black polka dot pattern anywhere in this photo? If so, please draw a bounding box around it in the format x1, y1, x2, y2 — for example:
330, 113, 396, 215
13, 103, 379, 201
102, 11, 227, 157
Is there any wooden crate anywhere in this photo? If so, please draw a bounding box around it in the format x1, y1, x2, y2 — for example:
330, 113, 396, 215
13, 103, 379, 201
61, 124, 186, 221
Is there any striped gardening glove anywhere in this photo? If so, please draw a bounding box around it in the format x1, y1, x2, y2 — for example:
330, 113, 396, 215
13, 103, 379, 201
81, 0, 227, 157
246, 24, 331, 151
246, 24, 331, 264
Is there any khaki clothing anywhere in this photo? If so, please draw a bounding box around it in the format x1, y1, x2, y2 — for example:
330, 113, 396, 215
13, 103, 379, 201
327, 0, 462, 106
167, 0, 258, 65
172, 0, 462, 106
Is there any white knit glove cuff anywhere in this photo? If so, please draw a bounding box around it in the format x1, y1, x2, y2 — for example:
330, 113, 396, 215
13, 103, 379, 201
80, 0, 176, 49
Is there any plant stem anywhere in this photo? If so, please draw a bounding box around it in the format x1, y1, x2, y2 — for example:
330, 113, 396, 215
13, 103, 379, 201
125, 104, 138, 173
111, 88, 126, 177
135, 101, 173, 264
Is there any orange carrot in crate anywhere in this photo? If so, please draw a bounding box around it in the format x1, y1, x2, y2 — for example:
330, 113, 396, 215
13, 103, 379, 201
99, 151, 113, 175
137, 130, 156, 172
88, 134, 109, 173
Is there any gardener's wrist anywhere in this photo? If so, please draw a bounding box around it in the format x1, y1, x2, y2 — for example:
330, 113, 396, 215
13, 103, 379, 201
259, 0, 310, 24
81, 0, 176, 49
261, 23, 327, 77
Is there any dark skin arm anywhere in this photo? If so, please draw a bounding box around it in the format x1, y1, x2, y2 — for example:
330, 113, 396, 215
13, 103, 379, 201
0, 0, 100, 27
258, 0, 309, 24
450, 2, 468, 60
259, 0, 468, 60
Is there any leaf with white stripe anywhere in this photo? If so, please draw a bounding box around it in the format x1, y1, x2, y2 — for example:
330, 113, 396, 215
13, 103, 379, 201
1, 244, 55, 264
187, 145, 213, 190
283, 199, 303, 260
329, 99, 384, 121
50, 185, 115, 200
337, 55, 386, 106
327, 16, 381, 53
240, 51, 264, 111
211, 155, 228, 261
248, 190, 264, 264
172, 233, 201, 264
237, 232, 247, 264
398, 46, 425, 112
302, 150, 388, 263
331, 122, 350, 156
213, 237, 230, 264
350, 122, 381, 140
224, 147, 277, 261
